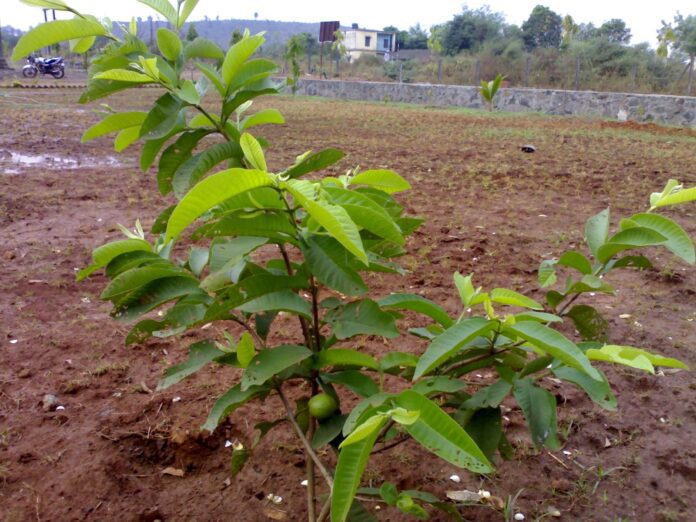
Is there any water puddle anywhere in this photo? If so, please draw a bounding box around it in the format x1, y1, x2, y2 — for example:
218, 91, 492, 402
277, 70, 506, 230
1, 151, 121, 173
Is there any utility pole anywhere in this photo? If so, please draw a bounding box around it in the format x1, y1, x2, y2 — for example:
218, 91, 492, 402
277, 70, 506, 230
42, 9, 56, 55
574, 55, 580, 91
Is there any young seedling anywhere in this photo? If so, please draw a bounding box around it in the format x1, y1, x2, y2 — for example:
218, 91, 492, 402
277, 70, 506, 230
480, 73, 506, 112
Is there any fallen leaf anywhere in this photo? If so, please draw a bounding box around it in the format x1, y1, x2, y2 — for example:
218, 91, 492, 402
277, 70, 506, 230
262, 507, 287, 520
446, 490, 481, 502
162, 467, 185, 477
484, 495, 505, 510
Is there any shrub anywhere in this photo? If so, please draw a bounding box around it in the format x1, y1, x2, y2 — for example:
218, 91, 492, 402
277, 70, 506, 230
13, 1, 695, 520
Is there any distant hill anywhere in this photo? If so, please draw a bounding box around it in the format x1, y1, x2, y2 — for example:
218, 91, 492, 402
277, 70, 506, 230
125, 18, 321, 50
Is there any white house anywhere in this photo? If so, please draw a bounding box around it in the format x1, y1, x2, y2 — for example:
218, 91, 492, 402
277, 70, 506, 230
343, 24, 395, 61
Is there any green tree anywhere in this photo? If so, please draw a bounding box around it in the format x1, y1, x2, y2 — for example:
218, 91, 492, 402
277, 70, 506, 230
285, 33, 305, 93
297, 32, 318, 72
658, 14, 696, 95
561, 15, 579, 47
185, 22, 199, 42
441, 6, 506, 55
597, 18, 632, 44
522, 5, 562, 49
404, 24, 429, 49
331, 28, 346, 76
229, 28, 242, 47
428, 24, 446, 82
384, 25, 429, 50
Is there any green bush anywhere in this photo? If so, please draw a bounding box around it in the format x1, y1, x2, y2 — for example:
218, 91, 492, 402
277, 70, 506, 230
13, 1, 695, 520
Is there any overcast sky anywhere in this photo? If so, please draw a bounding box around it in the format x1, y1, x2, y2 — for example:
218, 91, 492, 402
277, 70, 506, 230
6, 1, 694, 47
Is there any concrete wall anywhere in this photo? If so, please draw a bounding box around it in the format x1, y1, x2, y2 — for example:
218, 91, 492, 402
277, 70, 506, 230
295, 79, 696, 128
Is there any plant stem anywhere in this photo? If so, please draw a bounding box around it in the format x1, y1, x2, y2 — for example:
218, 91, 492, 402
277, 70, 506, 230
230, 315, 267, 349
277, 387, 334, 489
306, 412, 317, 522
194, 104, 230, 140
371, 436, 409, 455
557, 292, 581, 316
316, 498, 331, 522
278, 244, 314, 349
310, 277, 323, 351
444, 349, 509, 376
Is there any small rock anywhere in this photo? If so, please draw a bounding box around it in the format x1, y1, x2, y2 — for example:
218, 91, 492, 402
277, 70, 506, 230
514, 514, 525, 521
17, 368, 32, 379
449, 474, 461, 483
546, 506, 562, 517
2, 250, 16, 261
521, 144, 536, 153
42, 394, 59, 412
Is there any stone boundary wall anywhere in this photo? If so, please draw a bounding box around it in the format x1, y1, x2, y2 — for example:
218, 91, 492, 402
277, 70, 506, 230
295, 79, 696, 128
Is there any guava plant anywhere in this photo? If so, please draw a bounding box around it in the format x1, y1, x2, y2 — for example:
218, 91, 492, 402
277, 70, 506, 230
14, 1, 695, 521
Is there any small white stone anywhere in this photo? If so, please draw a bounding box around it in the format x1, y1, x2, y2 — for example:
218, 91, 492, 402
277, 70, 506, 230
300, 479, 308, 486
9, 339, 18, 344
81, 297, 91, 304
562, 450, 572, 456
514, 513, 525, 521
449, 474, 461, 483
225, 440, 233, 448
478, 489, 491, 499
172, 396, 182, 403
538, 214, 547, 218
619, 314, 631, 319
56, 405, 66, 411
659, 417, 666, 423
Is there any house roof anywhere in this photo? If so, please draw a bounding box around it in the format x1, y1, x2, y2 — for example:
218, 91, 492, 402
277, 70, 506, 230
343, 26, 395, 35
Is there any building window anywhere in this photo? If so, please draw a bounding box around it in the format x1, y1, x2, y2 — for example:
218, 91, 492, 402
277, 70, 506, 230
383, 38, 390, 48
364, 36, 371, 47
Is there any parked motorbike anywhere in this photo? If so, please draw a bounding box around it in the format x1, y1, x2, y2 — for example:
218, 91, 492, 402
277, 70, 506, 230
22, 54, 65, 79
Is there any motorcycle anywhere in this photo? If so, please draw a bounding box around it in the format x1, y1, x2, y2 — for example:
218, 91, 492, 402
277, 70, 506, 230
22, 54, 65, 79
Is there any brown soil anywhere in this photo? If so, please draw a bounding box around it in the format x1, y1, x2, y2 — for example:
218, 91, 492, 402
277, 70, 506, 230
1, 89, 695, 522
